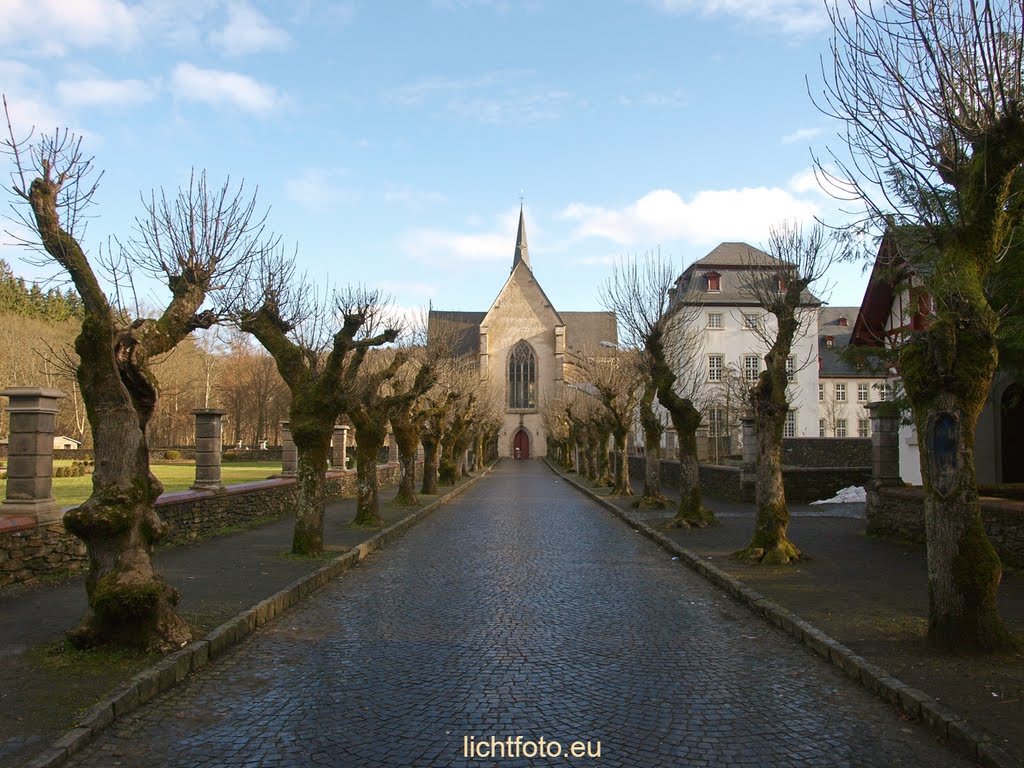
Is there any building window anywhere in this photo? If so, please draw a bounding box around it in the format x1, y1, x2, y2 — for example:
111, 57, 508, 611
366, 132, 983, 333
743, 354, 760, 383
836, 418, 847, 437
743, 313, 759, 330
707, 312, 723, 329
818, 383, 824, 402
819, 419, 826, 437
835, 383, 847, 402
858, 418, 871, 437
786, 355, 796, 382
708, 406, 727, 437
784, 410, 796, 438
825, 335, 834, 348
857, 382, 869, 402
508, 341, 536, 409
708, 354, 724, 382
706, 272, 721, 292
879, 384, 889, 401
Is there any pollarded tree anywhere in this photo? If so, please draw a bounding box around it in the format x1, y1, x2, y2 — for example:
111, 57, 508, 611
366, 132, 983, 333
347, 346, 434, 525
568, 348, 639, 496
602, 255, 715, 527
734, 223, 839, 565
817, 0, 1024, 651
236, 251, 396, 555
5, 120, 271, 650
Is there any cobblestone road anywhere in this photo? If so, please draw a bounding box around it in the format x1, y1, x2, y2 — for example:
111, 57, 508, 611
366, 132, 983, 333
66, 461, 967, 768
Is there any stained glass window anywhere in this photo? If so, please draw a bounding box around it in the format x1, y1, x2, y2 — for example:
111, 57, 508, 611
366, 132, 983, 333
508, 341, 536, 409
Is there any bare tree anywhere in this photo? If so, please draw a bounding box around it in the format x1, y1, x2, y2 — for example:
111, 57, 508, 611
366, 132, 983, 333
236, 250, 396, 555
4, 116, 270, 650
602, 255, 715, 526
734, 223, 839, 565
816, 0, 1024, 651
568, 348, 639, 496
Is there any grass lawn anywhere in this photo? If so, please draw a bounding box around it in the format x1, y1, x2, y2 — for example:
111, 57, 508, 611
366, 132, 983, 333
0, 461, 282, 509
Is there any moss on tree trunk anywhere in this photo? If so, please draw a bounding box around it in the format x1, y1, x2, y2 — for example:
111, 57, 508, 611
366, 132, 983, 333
352, 431, 385, 527
902, 302, 1010, 652
420, 437, 439, 494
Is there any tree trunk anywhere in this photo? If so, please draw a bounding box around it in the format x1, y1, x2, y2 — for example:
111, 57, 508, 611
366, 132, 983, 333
290, 428, 331, 555
438, 442, 457, 486
736, 316, 800, 563
902, 306, 1009, 652
421, 436, 439, 494
62, 323, 191, 651
610, 430, 632, 496
352, 429, 385, 527
393, 422, 420, 506
663, 402, 714, 528
638, 381, 669, 508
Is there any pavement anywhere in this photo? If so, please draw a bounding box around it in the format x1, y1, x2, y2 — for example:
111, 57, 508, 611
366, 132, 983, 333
566, 462, 1024, 766
1, 459, 1018, 767
1, 477, 471, 768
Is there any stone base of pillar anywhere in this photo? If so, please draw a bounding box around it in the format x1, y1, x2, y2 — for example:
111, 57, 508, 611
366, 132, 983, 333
0, 498, 64, 524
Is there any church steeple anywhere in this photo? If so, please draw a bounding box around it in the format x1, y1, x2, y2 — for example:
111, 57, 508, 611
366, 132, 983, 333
512, 204, 531, 273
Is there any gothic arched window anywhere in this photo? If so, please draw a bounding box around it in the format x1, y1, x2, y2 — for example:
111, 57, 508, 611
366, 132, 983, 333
508, 341, 536, 409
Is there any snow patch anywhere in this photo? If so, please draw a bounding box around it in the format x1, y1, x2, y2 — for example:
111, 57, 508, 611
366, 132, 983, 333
810, 485, 866, 505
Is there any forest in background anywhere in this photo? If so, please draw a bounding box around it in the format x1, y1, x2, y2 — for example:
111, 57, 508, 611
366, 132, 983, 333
0, 259, 290, 449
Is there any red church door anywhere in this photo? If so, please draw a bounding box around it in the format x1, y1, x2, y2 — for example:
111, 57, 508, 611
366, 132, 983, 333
513, 429, 530, 460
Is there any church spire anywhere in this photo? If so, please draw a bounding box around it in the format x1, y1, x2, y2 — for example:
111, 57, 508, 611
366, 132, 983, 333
512, 204, 531, 273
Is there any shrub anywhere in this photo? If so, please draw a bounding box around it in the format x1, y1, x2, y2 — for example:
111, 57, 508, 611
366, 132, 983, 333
163, 450, 182, 461
223, 450, 238, 462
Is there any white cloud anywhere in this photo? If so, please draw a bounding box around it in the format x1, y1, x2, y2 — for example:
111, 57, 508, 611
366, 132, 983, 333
210, 2, 290, 56
171, 63, 280, 113
781, 126, 823, 144
648, 0, 828, 35
0, 61, 69, 135
284, 168, 360, 210
560, 187, 820, 247
384, 70, 570, 124
0, 0, 140, 55
56, 78, 157, 108
400, 229, 511, 265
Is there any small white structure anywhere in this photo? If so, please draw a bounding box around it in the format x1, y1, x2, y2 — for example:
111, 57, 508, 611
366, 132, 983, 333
53, 435, 81, 450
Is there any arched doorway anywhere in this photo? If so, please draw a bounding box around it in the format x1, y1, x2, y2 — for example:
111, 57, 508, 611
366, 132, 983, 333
513, 429, 530, 460
1002, 384, 1024, 482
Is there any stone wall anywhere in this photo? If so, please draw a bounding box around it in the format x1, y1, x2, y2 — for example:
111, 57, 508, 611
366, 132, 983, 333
867, 486, 1024, 567
0, 463, 403, 591
781, 437, 871, 468
627, 455, 868, 504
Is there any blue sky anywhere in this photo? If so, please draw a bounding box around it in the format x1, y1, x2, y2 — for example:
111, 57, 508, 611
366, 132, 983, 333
1, 0, 872, 324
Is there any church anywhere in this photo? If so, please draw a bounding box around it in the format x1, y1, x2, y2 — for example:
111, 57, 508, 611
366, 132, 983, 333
428, 207, 617, 459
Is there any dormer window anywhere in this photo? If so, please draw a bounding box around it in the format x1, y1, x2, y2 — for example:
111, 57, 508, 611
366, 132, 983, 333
778, 277, 787, 292
705, 271, 721, 292
825, 336, 835, 348
837, 316, 848, 327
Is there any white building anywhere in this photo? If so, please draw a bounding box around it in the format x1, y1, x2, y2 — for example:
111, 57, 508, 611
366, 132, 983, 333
817, 308, 888, 438
667, 243, 821, 448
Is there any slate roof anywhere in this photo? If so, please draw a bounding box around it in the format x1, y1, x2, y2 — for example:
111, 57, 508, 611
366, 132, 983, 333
818, 307, 861, 377
427, 311, 486, 357
672, 242, 822, 307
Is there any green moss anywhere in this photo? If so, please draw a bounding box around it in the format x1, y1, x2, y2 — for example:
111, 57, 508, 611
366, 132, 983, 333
31, 637, 155, 675
92, 576, 162, 624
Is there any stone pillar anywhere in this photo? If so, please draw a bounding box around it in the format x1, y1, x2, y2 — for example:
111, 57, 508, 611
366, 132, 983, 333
664, 429, 678, 460
867, 402, 902, 486
740, 416, 757, 468
1, 387, 65, 523
192, 409, 226, 491
332, 425, 349, 469
281, 421, 297, 477
388, 433, 399, 464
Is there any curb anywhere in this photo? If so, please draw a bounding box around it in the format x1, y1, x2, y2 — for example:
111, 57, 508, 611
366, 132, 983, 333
24, 465, 496, 768
546, 460, 1019, 768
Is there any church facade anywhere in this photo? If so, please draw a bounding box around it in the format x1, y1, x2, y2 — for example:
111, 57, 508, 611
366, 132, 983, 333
428, 207, 616, 459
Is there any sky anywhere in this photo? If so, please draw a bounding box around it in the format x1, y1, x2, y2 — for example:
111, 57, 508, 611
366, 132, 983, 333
0, 0, 876, 327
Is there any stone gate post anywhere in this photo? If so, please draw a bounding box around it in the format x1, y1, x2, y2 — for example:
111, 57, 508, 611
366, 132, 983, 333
866, 402, 902, 486
388, 433, 399, 464
192, 409, 226, 491
1, 387, 65, 523
281, 421, 298, 477
332, 425, 349, 469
